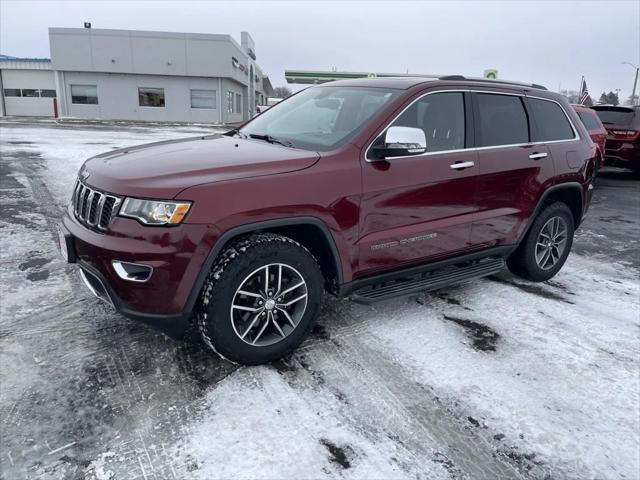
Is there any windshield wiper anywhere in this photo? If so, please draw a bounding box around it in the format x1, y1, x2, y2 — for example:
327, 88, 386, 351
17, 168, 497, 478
248, 133, 295, 148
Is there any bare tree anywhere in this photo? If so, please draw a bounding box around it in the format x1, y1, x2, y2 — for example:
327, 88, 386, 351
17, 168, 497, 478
560, 90, 579, 104
273, 86, 292, 99
625, 94, 639, 106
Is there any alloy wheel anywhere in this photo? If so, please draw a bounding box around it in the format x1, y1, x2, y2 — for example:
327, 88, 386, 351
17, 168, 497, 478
535, 216, 568, 270
230, 263, 308, 347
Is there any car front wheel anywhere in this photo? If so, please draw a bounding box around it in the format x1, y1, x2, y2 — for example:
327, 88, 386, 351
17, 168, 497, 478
197, 233, 323, 365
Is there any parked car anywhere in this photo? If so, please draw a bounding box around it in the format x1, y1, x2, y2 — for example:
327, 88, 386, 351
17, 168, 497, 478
590, 105, 640, 176
573, 105, 606, 169
58, 76, 597, 364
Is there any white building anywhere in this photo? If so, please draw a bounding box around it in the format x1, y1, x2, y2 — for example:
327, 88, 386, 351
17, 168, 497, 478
1, 28, 274, 123
0, 55, 56, 117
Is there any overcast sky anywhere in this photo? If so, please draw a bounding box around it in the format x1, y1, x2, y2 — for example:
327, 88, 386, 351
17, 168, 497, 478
1, 0, 639, 100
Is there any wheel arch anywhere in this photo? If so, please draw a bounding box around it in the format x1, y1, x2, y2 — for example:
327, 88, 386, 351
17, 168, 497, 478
183, 217, 344, 316
518, 183, 584, 244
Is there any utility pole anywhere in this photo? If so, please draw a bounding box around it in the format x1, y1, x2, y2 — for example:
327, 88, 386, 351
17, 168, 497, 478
622, 62, 639, 105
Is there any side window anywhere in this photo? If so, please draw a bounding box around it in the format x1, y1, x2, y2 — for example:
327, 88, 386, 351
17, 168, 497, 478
391, 92, 465, 153
528, 98, 575, 141
71, 85, 98, 105
138, 87, 165, 107
476, 93, 529, 147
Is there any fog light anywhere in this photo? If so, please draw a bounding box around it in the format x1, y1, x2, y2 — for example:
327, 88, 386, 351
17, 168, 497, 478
112, 260, 153, 282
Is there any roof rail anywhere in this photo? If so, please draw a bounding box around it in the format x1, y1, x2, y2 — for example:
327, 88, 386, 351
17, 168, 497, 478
438, 75, 547, 91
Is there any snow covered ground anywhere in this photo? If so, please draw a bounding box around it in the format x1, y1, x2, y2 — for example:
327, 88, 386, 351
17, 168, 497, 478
1, 118, 638, 480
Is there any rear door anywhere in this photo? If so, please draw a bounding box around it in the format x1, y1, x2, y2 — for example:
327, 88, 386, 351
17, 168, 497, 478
358, 90, 478, 276
470, 91, 554, 248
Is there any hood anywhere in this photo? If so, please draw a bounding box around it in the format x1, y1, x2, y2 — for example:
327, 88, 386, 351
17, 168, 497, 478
82, 134, 320, 199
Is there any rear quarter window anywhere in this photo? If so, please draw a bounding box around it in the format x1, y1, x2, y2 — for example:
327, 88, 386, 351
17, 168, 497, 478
528, 98, 575, 142
577, 111, 602, 131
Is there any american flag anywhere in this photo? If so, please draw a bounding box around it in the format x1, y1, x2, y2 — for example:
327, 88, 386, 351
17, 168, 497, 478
579, 77, 590, 105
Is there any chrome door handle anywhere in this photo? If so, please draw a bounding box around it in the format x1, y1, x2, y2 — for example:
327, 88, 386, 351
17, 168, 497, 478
450, 161, 475, 170
529, 152, 548, 160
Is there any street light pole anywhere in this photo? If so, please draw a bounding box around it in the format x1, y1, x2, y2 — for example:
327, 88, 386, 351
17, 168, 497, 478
622, 61, 639, 105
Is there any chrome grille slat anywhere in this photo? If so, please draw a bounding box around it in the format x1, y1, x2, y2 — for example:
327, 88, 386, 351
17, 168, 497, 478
94, 194, 106, 227
80, 188, 91, 219
74, 183, 84, 215
72, 178, 122, 232
84, 190, 95, 222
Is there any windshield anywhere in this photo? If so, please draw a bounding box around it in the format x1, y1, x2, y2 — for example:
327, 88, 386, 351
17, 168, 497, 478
592, 107, 636, 125
240, 86, 400, 151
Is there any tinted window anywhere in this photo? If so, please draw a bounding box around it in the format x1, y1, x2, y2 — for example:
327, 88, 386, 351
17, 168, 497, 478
138, 88, 165, 107
477, 93, 529, 146
191, 89, 216, 109
577, 111, 602, 131
391, 92, 465, 153
592, 107, 636, 125
528, 98, 574, 141
71, 85, 98, 104
21, 89, 38, 97
40, 89, 56, 98
4, 89, 21, 97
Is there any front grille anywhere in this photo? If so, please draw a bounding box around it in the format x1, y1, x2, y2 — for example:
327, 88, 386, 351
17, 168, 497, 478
72, 179, 122, 231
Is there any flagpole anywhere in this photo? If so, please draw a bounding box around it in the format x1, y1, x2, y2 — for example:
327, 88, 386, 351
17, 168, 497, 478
579, 76, 584, 104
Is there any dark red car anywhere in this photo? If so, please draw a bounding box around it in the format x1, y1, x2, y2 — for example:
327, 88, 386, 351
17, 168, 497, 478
591, 105, 640, 176
58, 76, 597, 364
573, 105, 606, 168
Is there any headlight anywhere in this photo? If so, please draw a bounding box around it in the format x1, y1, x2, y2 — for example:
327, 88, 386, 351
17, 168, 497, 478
119, 198, 191, 225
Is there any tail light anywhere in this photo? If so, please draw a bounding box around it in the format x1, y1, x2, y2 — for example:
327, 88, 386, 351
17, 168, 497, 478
610, 130, 639, 140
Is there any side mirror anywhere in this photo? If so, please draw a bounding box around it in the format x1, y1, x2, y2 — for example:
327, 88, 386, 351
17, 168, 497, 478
371, 126, 427, 160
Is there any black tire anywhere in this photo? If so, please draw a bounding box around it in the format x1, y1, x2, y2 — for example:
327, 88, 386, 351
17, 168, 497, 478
507, 202, 575, 282
197, 233, 323, 365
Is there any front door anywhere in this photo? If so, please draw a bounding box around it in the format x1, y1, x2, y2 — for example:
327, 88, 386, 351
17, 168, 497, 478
358, 91, 478, 276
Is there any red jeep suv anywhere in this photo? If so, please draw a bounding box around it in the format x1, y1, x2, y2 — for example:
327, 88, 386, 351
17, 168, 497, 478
591, 105, 640, 176
59, 76, 596, 364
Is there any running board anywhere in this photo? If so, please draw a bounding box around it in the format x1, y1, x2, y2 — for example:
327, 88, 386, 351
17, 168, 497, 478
350, 258, 505, 304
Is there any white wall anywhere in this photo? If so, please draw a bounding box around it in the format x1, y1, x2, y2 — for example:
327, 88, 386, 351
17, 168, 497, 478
60, 71, 245, 123
49, 28, 251, 88
221, 78, 245, 124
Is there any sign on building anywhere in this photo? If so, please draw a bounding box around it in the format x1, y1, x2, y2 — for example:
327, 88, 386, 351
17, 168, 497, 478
484, 69, 498, 80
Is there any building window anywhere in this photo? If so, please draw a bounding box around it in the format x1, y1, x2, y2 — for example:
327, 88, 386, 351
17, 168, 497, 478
235, 93, 242, 114
191, 89, 216, 109
227, 91, 234, 113
71, 85, 98, 104
138, 87, 165, 107
4, 88, 57, 98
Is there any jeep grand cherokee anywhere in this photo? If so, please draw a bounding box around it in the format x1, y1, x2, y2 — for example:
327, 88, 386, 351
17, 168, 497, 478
58, 76, 597, 364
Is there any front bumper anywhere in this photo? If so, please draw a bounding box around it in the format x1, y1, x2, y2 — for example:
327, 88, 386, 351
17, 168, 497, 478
59, 206, 220, 338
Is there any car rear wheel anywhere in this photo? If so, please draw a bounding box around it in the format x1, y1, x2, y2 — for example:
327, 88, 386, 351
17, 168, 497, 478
197, 233, 323, 365
507, 202, 575, 282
